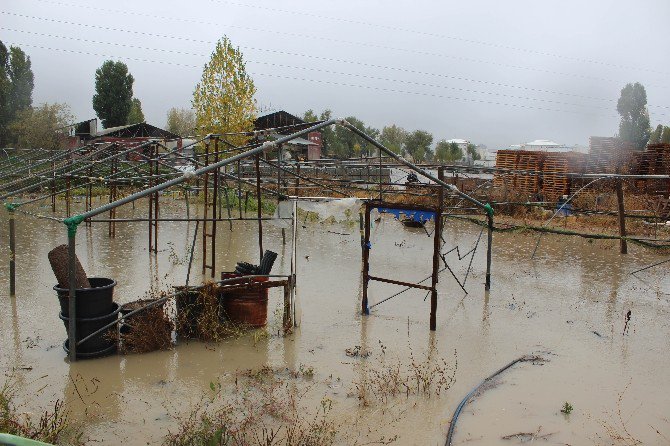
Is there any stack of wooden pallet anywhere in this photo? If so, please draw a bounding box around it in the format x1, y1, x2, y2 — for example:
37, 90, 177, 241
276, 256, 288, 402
586, 136, 635, 173
635, 144, 670, 195
515, 151, 545, 194
493, 150, 519, 188
541, 152, 586, 200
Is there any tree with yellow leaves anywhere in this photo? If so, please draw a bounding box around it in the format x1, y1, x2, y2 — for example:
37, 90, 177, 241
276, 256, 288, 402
192, 37, 256, 146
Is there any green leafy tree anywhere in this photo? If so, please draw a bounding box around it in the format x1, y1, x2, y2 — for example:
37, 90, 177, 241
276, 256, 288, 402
330, 116, 366, 158
649, 124, 664, 144
466, 143, 481, 160
92, 60, 134, 128
9, 103, 74, 150
448, 142, 462, 160
404, 130, 433, 163
302, 109, 318, 123
318, 110, 335, 156
364, 125, 380, 156
0, 41, 34, 147
379, 124, 407, 154
661, 126, 670, 144
7, 46, 33, 119
434, 140, 463, 163
434, 140, 450, 163
166, 107, 196, 136
617, 82, 651, 150
0, 42, 10, 146
192, 36, 256, 146
126, 98, 144, 124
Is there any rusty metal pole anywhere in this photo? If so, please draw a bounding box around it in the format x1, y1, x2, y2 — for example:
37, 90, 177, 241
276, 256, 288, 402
85, 165, 92, 227
430, 168, 444, 331
616, 180, 628, 254
67, 230, 77, 361
283, 276, 292, 333
277, 144, 286, 245
9, 209, 16, 296
65, 174, 71, 217
485, 215, 493, 290
237, 160, 242, 218
51, 160, 56, 212
295, 163, 301, 196
362, 202, 371, 315
255, 154, 263, 262
210, 138, 219, 277
153, 145, 160, 253
202, 140, 210, 275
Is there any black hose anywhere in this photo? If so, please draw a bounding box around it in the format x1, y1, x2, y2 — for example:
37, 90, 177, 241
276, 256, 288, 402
445, 355, 538, 446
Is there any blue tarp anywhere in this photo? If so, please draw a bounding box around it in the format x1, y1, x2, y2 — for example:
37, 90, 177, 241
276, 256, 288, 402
376, 207, 436, 223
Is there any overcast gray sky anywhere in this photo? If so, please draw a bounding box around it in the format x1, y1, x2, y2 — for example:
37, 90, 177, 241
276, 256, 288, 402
3, 0, 670, 149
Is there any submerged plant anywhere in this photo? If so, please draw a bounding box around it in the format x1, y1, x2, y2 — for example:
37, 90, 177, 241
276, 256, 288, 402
561, 402, 573, 415
0, 378, 80, 444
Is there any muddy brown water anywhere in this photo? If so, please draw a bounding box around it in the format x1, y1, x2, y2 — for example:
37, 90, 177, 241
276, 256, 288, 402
1, 198, 669, 445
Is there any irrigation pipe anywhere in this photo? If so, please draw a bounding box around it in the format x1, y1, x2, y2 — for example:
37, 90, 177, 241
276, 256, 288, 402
630, 257, 670, 275
453, 215, 670, 248
445, 354, 544, 446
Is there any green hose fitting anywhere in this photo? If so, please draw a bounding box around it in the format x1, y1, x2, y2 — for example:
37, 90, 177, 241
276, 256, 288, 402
484, 203, 494, 217
4, 202, 20, 212
63, 214, 85, 237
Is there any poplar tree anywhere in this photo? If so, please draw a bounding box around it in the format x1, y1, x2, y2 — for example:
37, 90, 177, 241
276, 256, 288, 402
192, 37, 256, 146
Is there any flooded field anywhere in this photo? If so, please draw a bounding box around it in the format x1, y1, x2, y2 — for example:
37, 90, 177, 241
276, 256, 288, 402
1, 198, 669, 445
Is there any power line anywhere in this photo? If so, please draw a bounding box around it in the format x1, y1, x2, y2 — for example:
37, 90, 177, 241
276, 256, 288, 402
3, 5, 664, 90
209, 0, 670, 77
3, 11, 668, 111
1, 27, 637, 114
6, 41, 621, 119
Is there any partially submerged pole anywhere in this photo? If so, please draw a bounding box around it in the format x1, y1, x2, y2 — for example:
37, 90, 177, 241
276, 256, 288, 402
7, 204, 16, 296
255, 154, 263, 262
430, 168, 445, 330
616, 180, 627, 254
485, 213, 493, 290
362, 202, 371, 315
64, 217, 82, 362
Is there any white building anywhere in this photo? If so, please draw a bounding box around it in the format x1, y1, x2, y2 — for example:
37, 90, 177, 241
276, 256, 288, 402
508, 139, 572, 153
446, 138, 470, 151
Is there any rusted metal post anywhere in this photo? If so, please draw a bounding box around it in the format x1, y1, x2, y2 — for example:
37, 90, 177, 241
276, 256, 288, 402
108, 158, 117, 238
202, 139, 212, 275
294, 163, 301, 196
9, 210, 16, 296
277, 144, 286, 245
378, 147, 383, 201
67, 231, 77, 361
362, 202, 371, 315
485, 215, 493, 290
430, 168, 444, 331
616, 180, 627, 254
51, 160, 56, 212
255, 154, 263, 262
283, 276, 293, 333
237, 160, 242, 218
65, 174, 71, 217
148, 144, 160, 254
85, 165, 93, 227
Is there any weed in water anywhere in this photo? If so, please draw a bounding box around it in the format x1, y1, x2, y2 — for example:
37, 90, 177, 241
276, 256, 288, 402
0, 378, 81, 444
561, 402, 573, 415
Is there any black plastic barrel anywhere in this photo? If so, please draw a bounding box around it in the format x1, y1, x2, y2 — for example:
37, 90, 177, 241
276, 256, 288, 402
59, 302, 120, 358
54, 278, 116, 318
